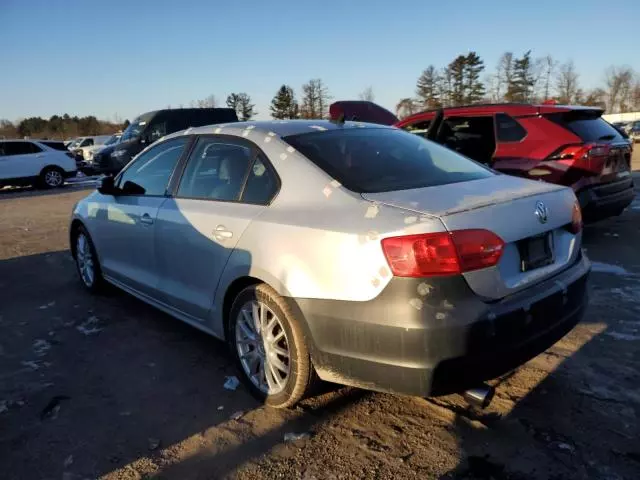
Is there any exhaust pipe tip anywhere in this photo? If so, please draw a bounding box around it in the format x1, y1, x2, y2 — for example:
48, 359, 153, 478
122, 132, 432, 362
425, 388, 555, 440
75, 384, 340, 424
463, 385, 495, 409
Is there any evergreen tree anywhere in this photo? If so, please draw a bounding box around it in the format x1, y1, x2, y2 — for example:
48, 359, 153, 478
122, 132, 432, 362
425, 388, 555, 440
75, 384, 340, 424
506, 51, 535, 102
270, 85, 299, 119
464, 52, 485, 103
227, 93, 255, 121
416, 65, 441, 109
447, 55, 467, 106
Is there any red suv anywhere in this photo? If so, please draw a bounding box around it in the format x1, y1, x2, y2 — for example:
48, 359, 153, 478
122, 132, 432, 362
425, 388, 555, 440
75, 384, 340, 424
330, 101, 634, 222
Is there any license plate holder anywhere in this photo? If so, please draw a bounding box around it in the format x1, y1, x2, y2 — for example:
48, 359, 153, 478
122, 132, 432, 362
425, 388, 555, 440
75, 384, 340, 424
518, 233, 553, 272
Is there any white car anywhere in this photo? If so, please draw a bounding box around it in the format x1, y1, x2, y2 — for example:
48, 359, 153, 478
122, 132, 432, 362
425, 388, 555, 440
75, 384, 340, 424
83, 134, 121, 162
72, 135, 111, 161
0, 139, 77, 188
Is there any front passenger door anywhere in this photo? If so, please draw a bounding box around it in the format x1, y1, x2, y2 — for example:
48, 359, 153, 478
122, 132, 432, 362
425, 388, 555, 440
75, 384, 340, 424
92, 137, 190, 299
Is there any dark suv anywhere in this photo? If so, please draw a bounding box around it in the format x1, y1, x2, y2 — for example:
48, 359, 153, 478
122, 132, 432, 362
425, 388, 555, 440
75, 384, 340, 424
331, 101, 634, 222
93, 108, 238, 175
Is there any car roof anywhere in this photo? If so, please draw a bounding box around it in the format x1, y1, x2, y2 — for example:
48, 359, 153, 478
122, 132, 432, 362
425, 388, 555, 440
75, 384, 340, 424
400, 103, 604, 121
165, 119, 389, 141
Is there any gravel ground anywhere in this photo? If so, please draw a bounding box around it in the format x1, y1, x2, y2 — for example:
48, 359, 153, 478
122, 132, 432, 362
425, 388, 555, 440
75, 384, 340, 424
1, 154, 639, 480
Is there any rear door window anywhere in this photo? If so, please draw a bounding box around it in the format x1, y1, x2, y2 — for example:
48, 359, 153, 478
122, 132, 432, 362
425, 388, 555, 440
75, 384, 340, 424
284, 127, 493, 193
547, 111, 625, 143
495, 113, 527, 142
177, 137, 252, 202
0, 141, 40, 156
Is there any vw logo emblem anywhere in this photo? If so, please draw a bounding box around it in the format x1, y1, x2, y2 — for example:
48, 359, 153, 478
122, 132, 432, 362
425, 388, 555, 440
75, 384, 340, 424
535, 201, 549, 224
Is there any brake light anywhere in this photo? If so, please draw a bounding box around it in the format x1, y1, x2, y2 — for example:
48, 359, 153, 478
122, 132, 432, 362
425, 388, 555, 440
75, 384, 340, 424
569, 201, 583, 234
547, 143, 610, 163
381, 229, 504, 277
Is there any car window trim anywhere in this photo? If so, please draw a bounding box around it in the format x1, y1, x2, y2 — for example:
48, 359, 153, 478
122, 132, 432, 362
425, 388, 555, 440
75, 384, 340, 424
169, 133, 281, 206
113, 135, 195, 198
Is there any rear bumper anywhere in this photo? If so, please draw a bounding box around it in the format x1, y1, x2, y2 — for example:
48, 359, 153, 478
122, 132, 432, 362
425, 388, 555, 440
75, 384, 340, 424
577, 176, 635, 222
292, 253, 590, 397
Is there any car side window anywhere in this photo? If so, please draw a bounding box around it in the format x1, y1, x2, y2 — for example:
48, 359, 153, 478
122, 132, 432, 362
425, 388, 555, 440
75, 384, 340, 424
496, 113, 527, 142
1, 141, 39, 156
177, 137, 252, 202
116, 137, 189, 196
241, 156, 278, 204
403, 120, 432, 138
146, 122, 167, 144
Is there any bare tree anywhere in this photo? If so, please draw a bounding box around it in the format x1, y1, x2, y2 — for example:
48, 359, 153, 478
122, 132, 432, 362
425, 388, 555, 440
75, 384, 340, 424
493, 52, 514, 102
358, 86, 375, 102
540, 55, 557, 101
395, 98, 416, 119
605, 66, 634, 113
300, 79, 331, 119
555, 61, 580, 104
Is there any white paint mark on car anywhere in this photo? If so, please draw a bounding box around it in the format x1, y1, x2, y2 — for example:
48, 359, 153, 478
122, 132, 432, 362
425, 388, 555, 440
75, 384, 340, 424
409, 298, 423, 310
417, 283, 433, 296
404, 216, 418, 224
365, 204, 379, 219
279, 153, 288, 161
322, 186, 332, 198
286, 146, 295, 153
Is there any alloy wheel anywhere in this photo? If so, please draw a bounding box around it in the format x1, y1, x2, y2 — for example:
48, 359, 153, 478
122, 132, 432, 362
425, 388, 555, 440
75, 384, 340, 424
235, 300, 290, 395
45, 170, 63, 187
76, 233, 95, 287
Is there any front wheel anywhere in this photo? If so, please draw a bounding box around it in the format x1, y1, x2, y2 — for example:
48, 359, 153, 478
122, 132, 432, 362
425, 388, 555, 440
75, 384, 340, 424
228, 284, 318, 408
39, 167, 65, 189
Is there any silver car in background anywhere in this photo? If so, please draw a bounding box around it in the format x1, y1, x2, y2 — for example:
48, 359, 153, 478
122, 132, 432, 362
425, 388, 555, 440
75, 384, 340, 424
69, 121, 590, 408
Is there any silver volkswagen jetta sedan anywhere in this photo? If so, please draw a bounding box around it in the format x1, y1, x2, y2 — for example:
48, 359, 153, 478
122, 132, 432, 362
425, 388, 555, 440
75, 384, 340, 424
70, 120, 590, 408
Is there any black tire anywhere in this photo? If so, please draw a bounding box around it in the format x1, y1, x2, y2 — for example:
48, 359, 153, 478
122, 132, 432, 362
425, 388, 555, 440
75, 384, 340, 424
73, 226, 105, 293
39, 166, 65, 189
228, 284, 318, 408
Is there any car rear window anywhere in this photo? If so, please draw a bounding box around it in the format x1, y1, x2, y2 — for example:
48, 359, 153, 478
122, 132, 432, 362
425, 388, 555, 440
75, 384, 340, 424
283, 127, 493, 193
41, 141, 68, 151
547, 111, 625, 143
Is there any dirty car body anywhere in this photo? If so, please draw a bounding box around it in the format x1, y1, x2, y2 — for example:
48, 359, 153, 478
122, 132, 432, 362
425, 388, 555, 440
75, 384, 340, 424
70, 120, 590, 403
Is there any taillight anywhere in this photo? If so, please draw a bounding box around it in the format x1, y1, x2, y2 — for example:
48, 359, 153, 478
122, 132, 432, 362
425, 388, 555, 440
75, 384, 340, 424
547, 143, 609, 163
569, 201, 582, 234
381, 229, 504, 278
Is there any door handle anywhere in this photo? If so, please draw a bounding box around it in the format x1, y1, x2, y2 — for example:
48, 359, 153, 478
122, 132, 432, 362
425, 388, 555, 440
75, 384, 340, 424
140, 213, 154, 225
214, 225, 233, 240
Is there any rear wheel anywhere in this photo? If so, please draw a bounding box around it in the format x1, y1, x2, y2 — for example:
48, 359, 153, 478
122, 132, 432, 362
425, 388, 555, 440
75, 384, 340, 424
39, 166, 65, 189
228, 284, 317, 408
74, 226, 105, 293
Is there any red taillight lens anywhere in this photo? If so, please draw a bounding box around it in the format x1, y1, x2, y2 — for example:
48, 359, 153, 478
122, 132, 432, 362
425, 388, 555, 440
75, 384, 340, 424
381, 229, 504, 278
547, 143, 609, 163
450, 229, 505, 272
569, 201, 583, 234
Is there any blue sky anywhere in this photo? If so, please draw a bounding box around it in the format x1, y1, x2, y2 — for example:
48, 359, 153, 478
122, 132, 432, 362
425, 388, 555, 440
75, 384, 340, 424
0, 0, 636, 122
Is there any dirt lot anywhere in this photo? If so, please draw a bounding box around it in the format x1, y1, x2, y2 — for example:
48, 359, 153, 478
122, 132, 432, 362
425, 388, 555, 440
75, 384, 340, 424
1, 157, 640, 479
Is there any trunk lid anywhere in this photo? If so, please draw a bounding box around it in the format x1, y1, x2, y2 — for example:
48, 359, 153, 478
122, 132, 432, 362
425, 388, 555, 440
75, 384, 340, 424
364, 175, 581, 300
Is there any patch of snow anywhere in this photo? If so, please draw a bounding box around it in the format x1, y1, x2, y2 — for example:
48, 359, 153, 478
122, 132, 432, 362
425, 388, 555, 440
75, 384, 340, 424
76, 316, 102, 336
591, 262, 630, 276
33, 339, 51, 356
606, 331, 640, 341
223, 376, 240, 391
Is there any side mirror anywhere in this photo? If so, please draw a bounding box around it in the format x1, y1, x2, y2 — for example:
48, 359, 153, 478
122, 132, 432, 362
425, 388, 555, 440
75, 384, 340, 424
97, 175, 117, 195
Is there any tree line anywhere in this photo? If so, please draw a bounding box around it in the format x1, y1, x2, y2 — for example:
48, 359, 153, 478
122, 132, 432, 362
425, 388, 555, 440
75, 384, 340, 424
397, 51, 640, 119
0, 115, 128, 141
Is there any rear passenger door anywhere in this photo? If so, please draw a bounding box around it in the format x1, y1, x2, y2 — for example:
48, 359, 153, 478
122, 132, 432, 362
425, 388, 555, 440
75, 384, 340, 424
492, 113, 531, 174
155, 135, 279, 321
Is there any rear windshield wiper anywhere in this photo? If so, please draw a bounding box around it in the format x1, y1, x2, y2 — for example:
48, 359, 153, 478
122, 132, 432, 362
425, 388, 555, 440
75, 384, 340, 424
598, 134, 615, 140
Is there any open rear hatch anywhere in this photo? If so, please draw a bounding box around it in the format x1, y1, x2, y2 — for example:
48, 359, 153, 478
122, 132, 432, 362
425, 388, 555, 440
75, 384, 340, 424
329, 101, 399, 126
364, 175, 581, 300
